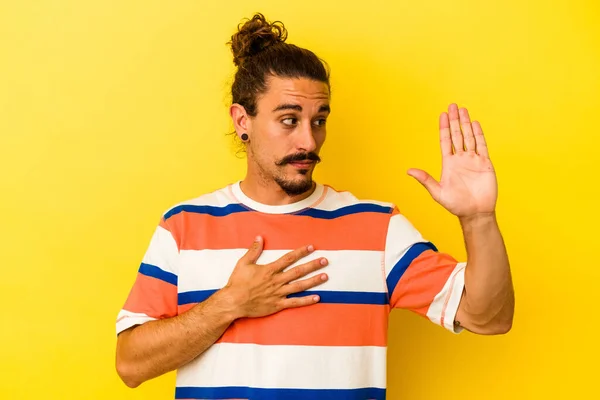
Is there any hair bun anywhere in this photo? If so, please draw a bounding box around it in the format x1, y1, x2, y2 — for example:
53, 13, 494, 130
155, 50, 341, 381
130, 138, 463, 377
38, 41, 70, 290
229, 13, 288, 67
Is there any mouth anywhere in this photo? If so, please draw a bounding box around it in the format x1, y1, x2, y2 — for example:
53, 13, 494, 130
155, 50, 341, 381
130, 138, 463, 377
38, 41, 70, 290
289, 161, 315, 169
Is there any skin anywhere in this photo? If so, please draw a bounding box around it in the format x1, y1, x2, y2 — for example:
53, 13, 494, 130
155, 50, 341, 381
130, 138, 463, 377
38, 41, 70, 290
115, 77, 332, 388
233, 77, 513, 334
229, 75, 331, 204
116, 240, 330, 388
115, 75, 514, 388
408, 105, 514, 334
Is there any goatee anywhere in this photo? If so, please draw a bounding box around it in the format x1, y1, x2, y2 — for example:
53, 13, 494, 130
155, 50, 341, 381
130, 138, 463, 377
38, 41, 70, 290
274, 177, 314, 196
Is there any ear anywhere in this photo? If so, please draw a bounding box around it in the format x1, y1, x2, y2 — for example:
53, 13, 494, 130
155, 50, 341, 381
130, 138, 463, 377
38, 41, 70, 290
230, 104, 250, 138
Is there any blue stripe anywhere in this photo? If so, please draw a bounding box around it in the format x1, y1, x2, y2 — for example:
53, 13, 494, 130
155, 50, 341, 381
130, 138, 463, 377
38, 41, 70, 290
286, 290, 388, 305
178, 289, 218, 305
164, 202, 391, 221
175, 386, 386, 400
296, 203, 393, 219
178, 289, 387, 306
164, 203, 249, 220
139, 263, 177, 286
386, 242, 437, 296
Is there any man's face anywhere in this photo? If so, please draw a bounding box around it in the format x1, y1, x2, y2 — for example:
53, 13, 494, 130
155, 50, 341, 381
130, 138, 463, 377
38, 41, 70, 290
246, 76, 330, 196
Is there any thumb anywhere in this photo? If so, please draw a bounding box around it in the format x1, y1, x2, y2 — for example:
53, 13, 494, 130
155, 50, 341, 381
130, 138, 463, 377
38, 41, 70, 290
241, 235, 264, 265
407, 168, 441, 202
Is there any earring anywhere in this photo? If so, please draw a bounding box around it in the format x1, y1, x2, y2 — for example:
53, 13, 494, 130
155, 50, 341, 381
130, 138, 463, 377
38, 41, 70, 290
241, 133, 248, 141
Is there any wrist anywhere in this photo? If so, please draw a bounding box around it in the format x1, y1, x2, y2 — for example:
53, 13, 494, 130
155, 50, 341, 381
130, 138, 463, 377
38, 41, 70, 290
459, 211, 497, 230
211, 286, 247, 321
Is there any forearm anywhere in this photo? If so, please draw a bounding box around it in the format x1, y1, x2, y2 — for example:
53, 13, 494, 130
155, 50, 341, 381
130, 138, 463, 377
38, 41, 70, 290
116, 288, 241, 387
456, 212, 514, 333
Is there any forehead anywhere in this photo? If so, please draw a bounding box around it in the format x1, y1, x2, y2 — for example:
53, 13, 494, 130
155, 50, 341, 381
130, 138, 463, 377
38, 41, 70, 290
259, 76, 330, 111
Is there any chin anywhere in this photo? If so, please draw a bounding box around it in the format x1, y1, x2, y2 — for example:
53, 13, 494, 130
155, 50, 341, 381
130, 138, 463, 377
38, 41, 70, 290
275, 173, 314, 196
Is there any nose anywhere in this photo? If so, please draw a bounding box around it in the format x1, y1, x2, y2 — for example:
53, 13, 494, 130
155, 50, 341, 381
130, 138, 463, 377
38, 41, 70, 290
295, 123, 317, 153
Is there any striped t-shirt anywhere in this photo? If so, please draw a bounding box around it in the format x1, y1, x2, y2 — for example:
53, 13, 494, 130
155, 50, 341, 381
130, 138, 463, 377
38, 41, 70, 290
116, 180, 466, 399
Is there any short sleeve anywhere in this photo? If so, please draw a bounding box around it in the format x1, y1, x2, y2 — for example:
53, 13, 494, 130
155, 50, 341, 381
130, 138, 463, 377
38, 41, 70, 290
116, 216, 179, 336
384, 206, 466, 333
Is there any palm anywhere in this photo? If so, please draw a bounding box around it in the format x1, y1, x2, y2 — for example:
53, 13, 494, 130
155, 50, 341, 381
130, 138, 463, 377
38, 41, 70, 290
408, 104, 498, 218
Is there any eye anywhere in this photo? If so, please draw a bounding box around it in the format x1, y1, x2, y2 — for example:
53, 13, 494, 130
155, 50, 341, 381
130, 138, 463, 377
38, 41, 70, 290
282, 117, 297, 126
314, 118, 327, 127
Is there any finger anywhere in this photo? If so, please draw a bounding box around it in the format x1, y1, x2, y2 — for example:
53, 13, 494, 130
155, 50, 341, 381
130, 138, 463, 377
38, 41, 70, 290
270, 244, 315, 273
448, 103, 464, 152
407, 168, 441, 203
459, 107, 476, 152
279, 293, 321, 309
279, 257, 328, 283
240, 235, 264, 264
280, 272, 328, 296
439, 112, 452, 156
472, 121, 489, 158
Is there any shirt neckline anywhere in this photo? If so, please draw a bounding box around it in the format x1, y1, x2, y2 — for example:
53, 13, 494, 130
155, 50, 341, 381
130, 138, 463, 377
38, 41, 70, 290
229, 180, 325, 214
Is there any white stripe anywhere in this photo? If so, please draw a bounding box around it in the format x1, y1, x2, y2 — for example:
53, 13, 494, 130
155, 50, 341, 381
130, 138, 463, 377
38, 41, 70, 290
116, 310, 156, 336
175, 342, 386, 389
383, 214, 426, 278
426, 262, 466, 333
178, 249, 385, 294
314, 189, 394, 211
142, 225, 179, 274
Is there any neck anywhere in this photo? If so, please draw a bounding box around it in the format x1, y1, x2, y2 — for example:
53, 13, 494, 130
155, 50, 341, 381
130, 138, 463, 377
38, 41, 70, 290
240, 171, 316, 206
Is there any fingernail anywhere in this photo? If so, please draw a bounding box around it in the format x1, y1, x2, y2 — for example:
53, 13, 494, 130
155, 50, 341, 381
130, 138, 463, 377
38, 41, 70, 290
255, 236, 262, 242
321, 274, 328, 281
313, 295, 320, 302
307, 245, 314, 252
320, 258, 328, 265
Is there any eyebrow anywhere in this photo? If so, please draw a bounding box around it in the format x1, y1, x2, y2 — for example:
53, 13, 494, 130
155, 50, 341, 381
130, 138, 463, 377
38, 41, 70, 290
272, 103, 331, 113
319, 104, 331, 113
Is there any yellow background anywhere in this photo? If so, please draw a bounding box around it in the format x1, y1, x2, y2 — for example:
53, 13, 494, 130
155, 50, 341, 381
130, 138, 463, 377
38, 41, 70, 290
1, 0, 598, 399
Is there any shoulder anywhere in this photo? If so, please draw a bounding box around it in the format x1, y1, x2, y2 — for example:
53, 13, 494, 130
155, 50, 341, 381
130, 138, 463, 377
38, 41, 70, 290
318, 183, 398, 214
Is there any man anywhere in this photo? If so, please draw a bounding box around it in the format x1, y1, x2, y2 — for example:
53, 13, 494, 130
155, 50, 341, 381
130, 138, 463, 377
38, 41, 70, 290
115, 12, 514, 400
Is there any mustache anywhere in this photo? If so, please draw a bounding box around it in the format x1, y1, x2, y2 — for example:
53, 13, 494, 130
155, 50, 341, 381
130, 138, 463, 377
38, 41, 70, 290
276, 152, 321, 166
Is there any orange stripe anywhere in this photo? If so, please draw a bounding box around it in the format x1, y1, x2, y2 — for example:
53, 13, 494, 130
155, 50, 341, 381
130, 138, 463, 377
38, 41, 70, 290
159, 217, 170, 231
390, 250, 458, 316
123, 273, 177, 319
177, 303, 389, 347
167, 211, 392, 251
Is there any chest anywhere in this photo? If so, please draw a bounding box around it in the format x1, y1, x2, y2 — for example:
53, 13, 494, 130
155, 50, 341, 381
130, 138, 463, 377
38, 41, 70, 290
177, 247, 386, 297
176, 212, 389, 296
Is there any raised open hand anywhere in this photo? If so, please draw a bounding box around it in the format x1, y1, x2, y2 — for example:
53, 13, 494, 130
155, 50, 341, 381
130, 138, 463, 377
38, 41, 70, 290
407, 103, 498, 219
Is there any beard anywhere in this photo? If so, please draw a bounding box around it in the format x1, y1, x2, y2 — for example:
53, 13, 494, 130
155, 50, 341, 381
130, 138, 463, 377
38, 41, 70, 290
274, 174, 314, 196
250, 144, 321, 196
273, 151, 321, 196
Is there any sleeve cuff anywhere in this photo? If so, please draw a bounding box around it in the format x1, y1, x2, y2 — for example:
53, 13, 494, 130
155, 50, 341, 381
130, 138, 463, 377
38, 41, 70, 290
116, 310, 156, 336
426, 262, 467, 334
443, 262, 466, 333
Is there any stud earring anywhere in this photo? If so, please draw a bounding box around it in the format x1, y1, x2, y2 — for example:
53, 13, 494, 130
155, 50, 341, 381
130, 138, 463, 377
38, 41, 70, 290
241, 133, 248, 141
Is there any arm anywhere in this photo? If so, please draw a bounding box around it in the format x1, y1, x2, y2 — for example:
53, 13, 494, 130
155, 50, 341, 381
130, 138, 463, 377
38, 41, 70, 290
454, 212, 514, 334
116, 236, 329, 388
407, 103, 514, 335
116, 288, 238, 388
